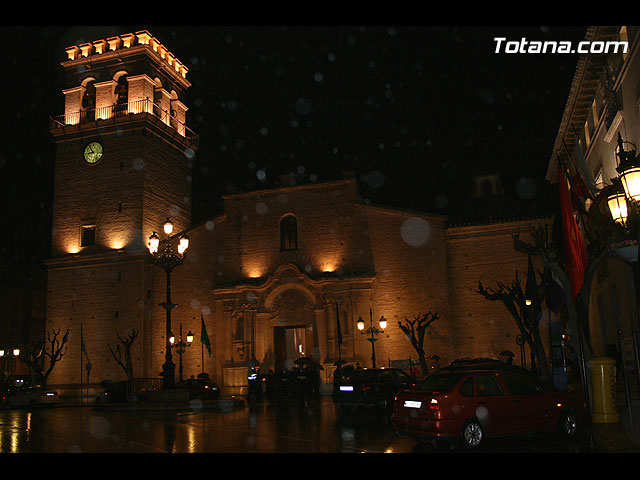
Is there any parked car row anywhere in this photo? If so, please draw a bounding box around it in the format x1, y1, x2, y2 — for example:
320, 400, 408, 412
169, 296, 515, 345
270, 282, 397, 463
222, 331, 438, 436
332, 358, 587, 449
173, 378, 220, 401
1, 385, 60, 410
333, 367, 415, 412
1, 376, 222, 409
95, 377, 219, 403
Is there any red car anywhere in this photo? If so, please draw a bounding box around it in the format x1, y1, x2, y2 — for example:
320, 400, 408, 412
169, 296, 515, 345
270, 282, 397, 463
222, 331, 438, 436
391, 361, 585, 448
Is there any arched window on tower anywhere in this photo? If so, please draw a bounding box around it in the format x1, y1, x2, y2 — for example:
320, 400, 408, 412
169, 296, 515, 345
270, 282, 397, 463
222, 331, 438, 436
82, 81, 96, 121
114, 76, 128, 114
280, 214, 298, 251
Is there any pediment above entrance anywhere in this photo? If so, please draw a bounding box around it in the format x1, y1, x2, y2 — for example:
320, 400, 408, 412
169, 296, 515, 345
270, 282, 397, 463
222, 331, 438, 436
212, 263, 375, 317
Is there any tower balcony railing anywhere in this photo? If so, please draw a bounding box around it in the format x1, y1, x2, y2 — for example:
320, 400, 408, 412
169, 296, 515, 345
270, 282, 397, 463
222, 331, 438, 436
49, 98, 199, 148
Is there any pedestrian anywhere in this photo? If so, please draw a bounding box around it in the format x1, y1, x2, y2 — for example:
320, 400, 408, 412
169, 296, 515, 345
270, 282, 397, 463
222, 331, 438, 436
333, 365, 342, 395
311, 366, 320, 397
248, 367, 262, 403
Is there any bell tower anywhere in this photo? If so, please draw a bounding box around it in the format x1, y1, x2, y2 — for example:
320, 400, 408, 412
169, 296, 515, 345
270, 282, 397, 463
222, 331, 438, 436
46, 31, 198, 387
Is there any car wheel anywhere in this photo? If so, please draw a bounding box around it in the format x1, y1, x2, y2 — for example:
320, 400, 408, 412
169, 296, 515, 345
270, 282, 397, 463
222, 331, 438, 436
461, 419, 484, 448
558, 411, 579, 438
376, 396, 389, 412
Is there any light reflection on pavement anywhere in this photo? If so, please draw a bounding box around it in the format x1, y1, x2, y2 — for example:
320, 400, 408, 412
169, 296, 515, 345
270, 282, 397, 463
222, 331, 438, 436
0, 396, 417, 453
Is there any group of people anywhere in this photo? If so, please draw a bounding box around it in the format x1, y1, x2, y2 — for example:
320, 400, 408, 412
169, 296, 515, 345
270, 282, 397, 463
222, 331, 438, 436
247, 364, 322, 403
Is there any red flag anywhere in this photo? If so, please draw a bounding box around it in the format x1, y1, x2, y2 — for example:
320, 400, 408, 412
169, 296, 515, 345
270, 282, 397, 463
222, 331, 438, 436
569, 173, 594, 201
558, 162, 588, 300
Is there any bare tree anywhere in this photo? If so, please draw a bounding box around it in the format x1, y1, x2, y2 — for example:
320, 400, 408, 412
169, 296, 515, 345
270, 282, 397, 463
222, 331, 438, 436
18, 328, 69, 386
108, 329, 138, 380
512, 222, 618, 360
397, 312, 440, 376
477, 273, 549, 380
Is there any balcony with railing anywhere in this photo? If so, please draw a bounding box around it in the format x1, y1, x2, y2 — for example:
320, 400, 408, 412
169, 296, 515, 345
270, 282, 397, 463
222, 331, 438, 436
49, 98, 199, 148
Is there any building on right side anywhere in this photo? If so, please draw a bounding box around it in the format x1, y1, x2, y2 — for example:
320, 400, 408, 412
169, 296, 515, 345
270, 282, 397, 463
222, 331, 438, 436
547, 26, 640, 365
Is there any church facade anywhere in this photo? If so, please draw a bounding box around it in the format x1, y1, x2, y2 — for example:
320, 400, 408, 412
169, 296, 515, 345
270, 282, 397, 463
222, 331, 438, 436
45, 31, 550, 395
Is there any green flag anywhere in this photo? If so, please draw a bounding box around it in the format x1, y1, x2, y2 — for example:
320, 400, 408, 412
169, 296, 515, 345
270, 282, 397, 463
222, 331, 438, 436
336, 304, 343, 346
201, 314, 211, 357
81, 323, 89, 360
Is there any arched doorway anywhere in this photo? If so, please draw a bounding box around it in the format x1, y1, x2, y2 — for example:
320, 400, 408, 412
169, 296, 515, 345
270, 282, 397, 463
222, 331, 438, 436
265, 278, 319, 371
274, 324, 314, 371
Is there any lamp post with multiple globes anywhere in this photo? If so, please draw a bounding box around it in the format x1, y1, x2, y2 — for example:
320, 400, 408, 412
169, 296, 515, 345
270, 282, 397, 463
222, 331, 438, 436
171, 323, 194, 383
147, 219, 189, 389
357, 309, 387, 368
606, 133, 640, 322
606, 134, 640, 231
0, 347, 20, 377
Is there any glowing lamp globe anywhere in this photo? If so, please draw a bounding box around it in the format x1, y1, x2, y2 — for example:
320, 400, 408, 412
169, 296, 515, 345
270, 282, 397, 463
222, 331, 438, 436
619, 164, 640, 203
607, 190, 629, 226
148, 232, 160, 254
178, 235, 189, 254
163, 219, 174, 235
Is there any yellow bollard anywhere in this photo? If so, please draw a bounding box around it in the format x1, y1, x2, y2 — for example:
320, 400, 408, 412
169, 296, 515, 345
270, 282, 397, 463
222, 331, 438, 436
590, 356, 619, 423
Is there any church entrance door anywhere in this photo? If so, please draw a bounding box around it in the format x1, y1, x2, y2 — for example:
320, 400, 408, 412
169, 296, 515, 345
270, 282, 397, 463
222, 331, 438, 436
274, 325, 314, 371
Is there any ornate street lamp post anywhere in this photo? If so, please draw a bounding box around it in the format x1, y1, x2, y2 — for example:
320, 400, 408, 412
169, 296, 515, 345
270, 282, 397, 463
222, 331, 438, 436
0, 347, 20, 378
605, 133, 640, 434
171, 323, 194, 382
147, 219, 189, 389
357, 309, 387, 368
607, 134, 640, 231
606, 134, 640, 263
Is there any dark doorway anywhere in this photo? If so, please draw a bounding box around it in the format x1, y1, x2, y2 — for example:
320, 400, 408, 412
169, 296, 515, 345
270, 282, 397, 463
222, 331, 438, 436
274, 325, 314, 371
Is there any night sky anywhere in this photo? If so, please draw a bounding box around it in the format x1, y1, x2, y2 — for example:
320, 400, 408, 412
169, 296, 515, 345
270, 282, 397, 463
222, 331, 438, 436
0, 25, 588, 267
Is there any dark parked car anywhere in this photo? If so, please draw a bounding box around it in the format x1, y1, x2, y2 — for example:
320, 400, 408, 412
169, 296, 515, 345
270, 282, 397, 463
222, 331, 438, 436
95, 379, 160, 403
2, 385, 60, 409
96, 381, 128, 403
391, 361, 586, 448
173, 378, 220, 400
333, 368, 415, 412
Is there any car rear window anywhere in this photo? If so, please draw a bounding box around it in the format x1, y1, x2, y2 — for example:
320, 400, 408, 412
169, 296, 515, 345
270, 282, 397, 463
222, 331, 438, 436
349, 370, 379, 382
416, 372, 464, 392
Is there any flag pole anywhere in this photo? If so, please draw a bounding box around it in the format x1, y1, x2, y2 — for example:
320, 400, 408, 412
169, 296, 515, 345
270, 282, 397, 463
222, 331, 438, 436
558, 157, 594, 449
336, 302, 342, 362
80, 322, 83, 405
200, 313, 212, 376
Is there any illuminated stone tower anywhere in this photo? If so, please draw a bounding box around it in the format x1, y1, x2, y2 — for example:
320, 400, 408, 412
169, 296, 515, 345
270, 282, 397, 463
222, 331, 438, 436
46, 31, 197, 389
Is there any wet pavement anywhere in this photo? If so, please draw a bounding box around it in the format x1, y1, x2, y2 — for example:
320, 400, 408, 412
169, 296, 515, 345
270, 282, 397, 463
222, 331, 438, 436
0, 396, 413, 453
1, 394, 639, 453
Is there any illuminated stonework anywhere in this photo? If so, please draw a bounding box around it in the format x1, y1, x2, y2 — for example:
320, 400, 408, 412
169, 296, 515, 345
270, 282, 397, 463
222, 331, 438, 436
46, 30, 195, 392
46, 29, 556, 400
65, 30, 188, 79
55, 30, 193, 139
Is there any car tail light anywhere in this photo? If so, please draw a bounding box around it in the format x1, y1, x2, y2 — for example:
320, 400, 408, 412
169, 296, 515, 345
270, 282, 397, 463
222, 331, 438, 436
429, 398, 439, 410
360, 385, 371, 392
